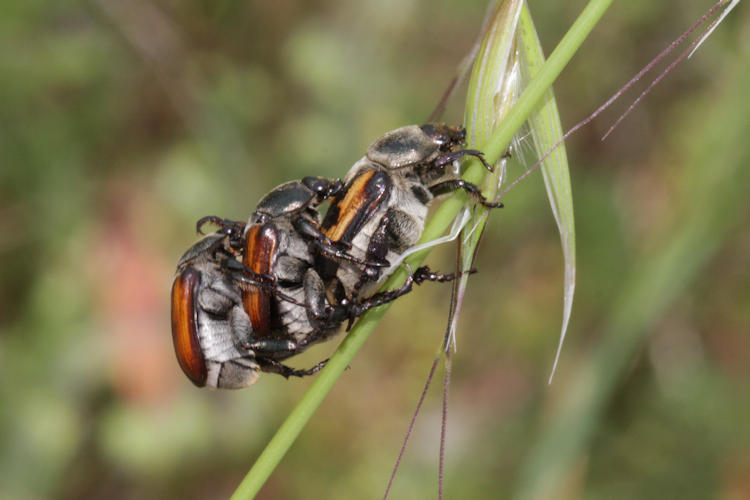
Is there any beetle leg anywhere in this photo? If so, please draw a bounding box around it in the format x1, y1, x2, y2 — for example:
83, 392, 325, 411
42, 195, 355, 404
349, 213, 392, 295
354, 206, 426, 295
229, 309, 305, 357
258, 358, 328, 378
410, 265, 477, 284
345, 271, 420, 320
341, 265, 476, 330
303, 268, 328, 321
294, 217, 349, 249
428, 179, 504, 208
196, 215, 246, 236
312, 239, 390, 268
229, 305, 255, 348
224, 260, 311, 309
229, 308, 323, 360
297, 217, 389, 268
433, 149, 494, 172
243, 338, 298, 355
223, 258, 276, 284
230, 272, 311, 309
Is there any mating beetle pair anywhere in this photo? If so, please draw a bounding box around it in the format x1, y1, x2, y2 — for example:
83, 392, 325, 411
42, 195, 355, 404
171, 177, 347, 388
170, 124, 502, 389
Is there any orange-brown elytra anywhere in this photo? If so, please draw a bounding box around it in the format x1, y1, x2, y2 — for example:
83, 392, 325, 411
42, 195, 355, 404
322, 170, 390, 246
170, 267, 207, 387
323, 170, 378, 242
242, 224, 278, 334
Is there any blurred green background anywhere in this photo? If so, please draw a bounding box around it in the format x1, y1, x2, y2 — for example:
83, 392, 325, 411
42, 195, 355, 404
1, 1, 748, 499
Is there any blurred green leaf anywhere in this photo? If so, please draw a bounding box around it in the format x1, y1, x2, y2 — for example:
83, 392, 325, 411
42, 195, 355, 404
512, 39, 750, 500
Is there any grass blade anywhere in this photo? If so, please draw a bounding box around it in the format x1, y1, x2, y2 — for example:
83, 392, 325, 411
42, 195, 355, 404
230, 1, 615, 497
516, 7, 576, 383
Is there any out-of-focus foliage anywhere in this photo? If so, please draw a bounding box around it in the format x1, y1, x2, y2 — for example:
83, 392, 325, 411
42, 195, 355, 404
0, 1, 748, 499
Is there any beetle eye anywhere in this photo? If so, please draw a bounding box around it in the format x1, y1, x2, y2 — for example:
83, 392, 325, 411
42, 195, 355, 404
453, 128, 467, 145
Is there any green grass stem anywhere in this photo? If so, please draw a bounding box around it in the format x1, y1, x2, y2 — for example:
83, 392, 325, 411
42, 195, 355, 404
230, 1, 615, 498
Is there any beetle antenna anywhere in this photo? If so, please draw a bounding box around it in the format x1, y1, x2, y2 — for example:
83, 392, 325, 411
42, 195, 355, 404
427, 0, 498, 122
438, 352, 452, 500
383, 356, 441, 500
601, 0, 734, 140
496, 0, 728, 204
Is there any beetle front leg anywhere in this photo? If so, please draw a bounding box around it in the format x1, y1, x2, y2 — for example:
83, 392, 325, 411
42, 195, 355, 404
432, 148, 494, 172
196, 216, 247, 236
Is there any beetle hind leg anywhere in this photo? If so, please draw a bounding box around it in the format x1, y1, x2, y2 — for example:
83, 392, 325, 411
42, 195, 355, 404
258, 358, 328, 379
341, 265, 476, 330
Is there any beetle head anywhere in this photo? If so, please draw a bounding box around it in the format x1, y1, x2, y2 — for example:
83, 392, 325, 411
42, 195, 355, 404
420, 124, 466, 151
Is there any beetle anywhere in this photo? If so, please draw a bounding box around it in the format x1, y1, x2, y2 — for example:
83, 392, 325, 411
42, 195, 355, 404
170, 176, 355, 388
170, 227, 329, 389
316, 123, 502, 304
